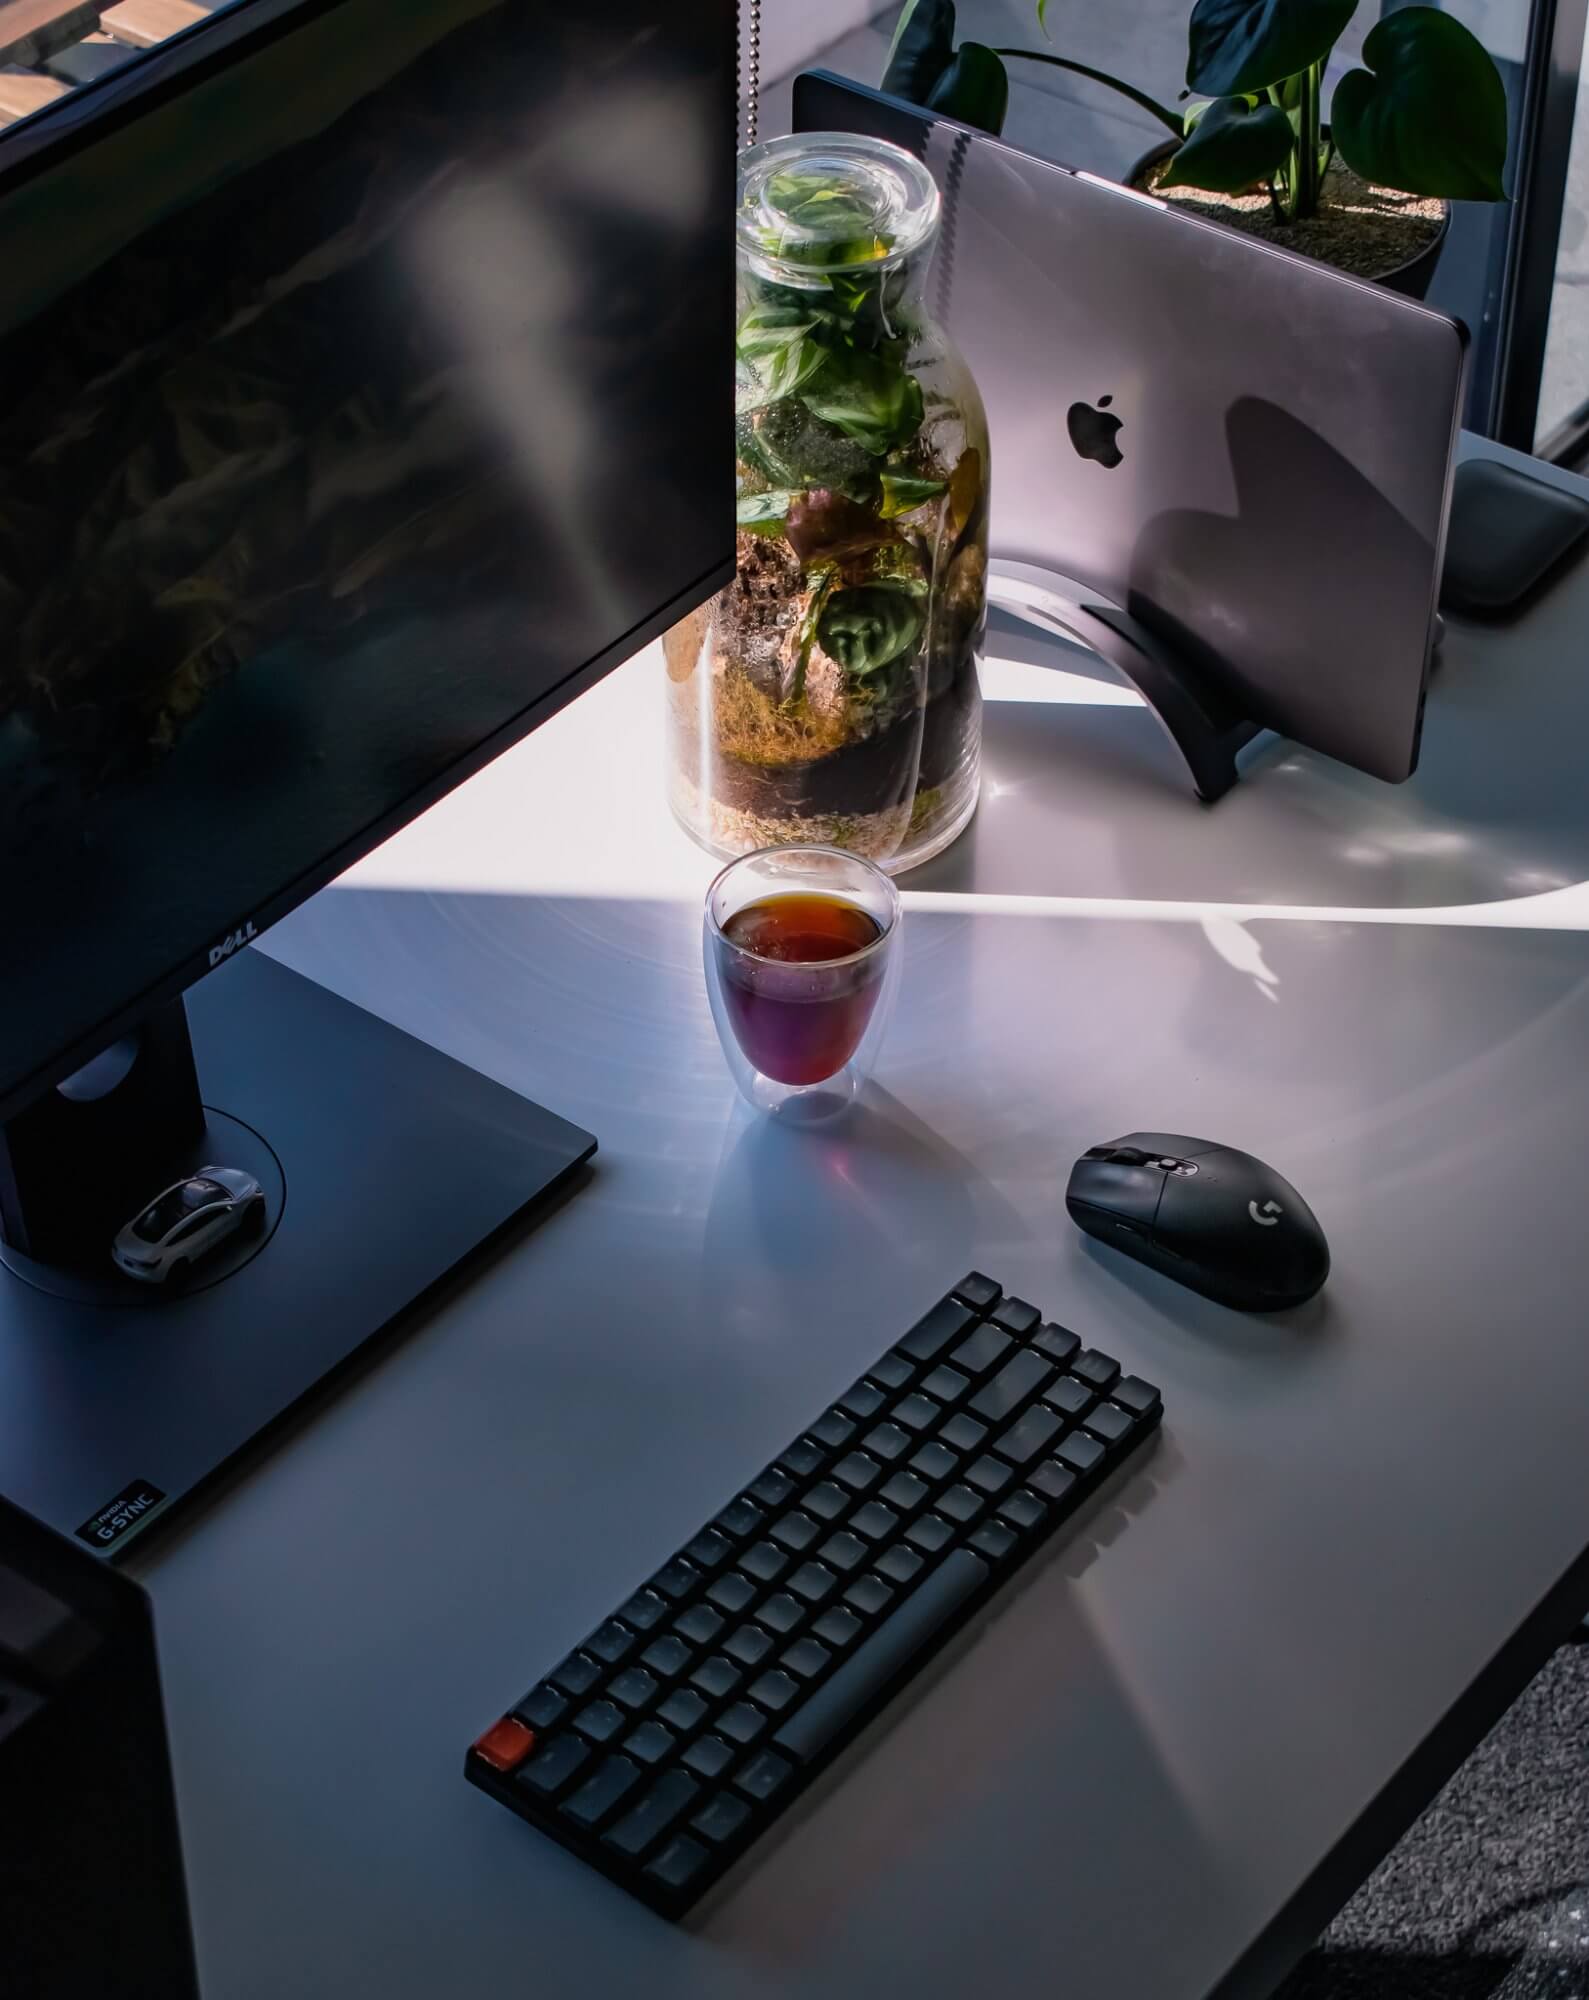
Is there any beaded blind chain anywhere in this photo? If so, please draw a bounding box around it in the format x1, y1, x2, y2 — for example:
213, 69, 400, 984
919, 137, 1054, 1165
741, 0, 762, 148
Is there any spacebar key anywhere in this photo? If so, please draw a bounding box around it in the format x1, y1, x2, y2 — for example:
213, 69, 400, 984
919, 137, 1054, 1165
773, 1549, 989, 1763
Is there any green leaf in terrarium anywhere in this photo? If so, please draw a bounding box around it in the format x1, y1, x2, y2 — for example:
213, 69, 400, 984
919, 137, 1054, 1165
879, 473, 947, 517
800, 352, 924, 455
736, 307, 826, 405
738, 399, 883, 499
818, 583, 925, 679
736, 489, 795, 534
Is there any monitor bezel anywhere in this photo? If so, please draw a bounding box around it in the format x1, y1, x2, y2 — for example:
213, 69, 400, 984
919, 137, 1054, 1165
0, 0, 733, 1125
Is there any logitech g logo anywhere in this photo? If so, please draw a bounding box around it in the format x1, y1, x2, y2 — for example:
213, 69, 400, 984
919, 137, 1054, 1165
1248, 1199, 1283, 1227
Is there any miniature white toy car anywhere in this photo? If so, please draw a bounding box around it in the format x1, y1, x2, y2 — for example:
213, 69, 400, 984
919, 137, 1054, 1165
112, 1166, 266, 1284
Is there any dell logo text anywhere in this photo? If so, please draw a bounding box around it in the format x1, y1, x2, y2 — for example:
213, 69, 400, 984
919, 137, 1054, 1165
209, 920, 259, 968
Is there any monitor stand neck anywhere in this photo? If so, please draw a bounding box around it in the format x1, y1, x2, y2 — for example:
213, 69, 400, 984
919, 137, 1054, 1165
0, 1000, 206, 1272
987, 560, 1262, 803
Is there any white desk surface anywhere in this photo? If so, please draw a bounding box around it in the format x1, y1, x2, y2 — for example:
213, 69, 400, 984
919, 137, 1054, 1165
137, 437, 1589, 2000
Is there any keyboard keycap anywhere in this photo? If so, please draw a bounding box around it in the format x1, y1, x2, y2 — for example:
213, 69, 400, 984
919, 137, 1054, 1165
757, 1592, 804, 1636
551, 1653, 602, 1698
812, 1607, 862, 1649
692, 1792, 751, 1844
645, 1835, 710, 1894
684, 1528, 733, 1571
998, 1489, 1048, 1532
818, 1531, 868, 1573
893, 1392, 942, 1431
905, 1512, 955, 1555
1057, 1432, 1106, 1475
707, 1573, 758, 1615
966, 1455, 1015, 1497
775, 1551, 989, 1762
840, 1380, 886, 1421
517, 1685, 567, 1730
937, 1483, 984, 1524
641, 1635, 692, 1678
779, 1438, 826, 1480
909, 1441, 958, 1483
1033, 1323, 1080, 1366
940, 1412, 988, 1452
747, 1670, 800, 1713
723, 1624, 775, 1668
845, 1573, 895, 1618
472, 1716, 537, 1773
899, 1296, 978, 1361
788, 1562, 839, 1603
994, 1404, 1063, 1466
519, 1733, 591, 1798
587, 1619, 636, 1664
770, 1511, 820, 1552
680, 1734, 735, 1779
863, 1422, 911, 1462
691, 1656, 742, 1699
735, 1748, 794, 1801
604, 1770, 699, 1856
563, 1755, 642, 1828
804, 1481, 848, 1521
1028, 1459, 1078, 1504
650, 1557, 701, 1601
717, 1701, 768, 1746
1086, 1402, 1135, 1444
811, 1410, 856, 1450
619, 1589, 669, 1632
658, 1687, 708, 1733
1071, 1349, 1121, 1392
871, 1353, 915, 1390
715, 1498, 763, 1541
879, 1470, 929, 1514
991, 1297, 1041, 1336
1113, 1374, 1162, 1417
849, 1499, 901, 1540
692, 1792, 751, 1845
741, 1541, 788, 1583
834, 1452, 884, 1492
920, 1365, 969, 1404
952, 1272, 1001, 1311
624, 1720, 678, 1765
573, 1700, 625, 1743
781, 1637, 831, 1679
751, 1467, 796, 1508
875, 1543, 924, 1586
970, 1350, 1054, 1423
949, 1324, 1012, 1375
674, 1603, 725, 1646
1044, 1376, 1095, 1419
970, 1520, 1019, 1563
608, 1669, 658, 1712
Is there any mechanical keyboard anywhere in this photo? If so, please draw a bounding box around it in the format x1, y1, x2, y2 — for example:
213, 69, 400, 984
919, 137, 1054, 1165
464, 1271, 1163, 1916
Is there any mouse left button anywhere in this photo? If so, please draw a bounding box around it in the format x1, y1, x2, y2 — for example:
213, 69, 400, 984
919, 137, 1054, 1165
1066, 1157, 1166, 1227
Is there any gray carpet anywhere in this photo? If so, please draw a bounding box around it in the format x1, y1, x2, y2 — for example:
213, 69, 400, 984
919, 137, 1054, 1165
1278, 1643, 1589, 2000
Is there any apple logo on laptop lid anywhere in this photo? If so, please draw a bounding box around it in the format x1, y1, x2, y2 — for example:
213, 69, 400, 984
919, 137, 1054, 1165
1067, 393, 1124, 469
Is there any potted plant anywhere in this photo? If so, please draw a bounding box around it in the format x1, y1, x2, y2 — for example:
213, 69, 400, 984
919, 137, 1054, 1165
881, 0, 1508, 293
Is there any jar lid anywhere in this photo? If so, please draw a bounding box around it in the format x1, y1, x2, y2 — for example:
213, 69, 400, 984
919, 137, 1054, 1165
737, 132, 940, 286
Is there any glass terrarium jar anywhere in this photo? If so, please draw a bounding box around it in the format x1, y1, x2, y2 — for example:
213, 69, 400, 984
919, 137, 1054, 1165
666, 132, 987, 874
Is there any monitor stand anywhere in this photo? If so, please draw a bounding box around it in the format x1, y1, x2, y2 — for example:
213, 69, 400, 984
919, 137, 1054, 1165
988, 560, 1262, 802
0, 949, 595, 1554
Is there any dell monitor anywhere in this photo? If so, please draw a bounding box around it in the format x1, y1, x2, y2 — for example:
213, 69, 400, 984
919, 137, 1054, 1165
0, 0, 733, 1544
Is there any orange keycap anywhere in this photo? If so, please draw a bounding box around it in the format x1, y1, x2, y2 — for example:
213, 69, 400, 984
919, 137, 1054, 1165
471, 1716, 536, 1772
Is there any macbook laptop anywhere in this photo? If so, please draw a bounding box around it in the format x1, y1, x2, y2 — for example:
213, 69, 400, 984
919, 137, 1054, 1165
793, 73, 1469, 786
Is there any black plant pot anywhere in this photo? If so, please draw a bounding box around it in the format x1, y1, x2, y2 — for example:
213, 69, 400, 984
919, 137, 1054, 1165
1126, 137, 1450, 300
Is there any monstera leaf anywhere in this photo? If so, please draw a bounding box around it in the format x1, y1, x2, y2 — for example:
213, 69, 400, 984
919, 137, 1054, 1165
882, 0, 1009, 133
1160, 93, 1295, 191
1331, 8, 1507, 200
1186, 0, 1358, 96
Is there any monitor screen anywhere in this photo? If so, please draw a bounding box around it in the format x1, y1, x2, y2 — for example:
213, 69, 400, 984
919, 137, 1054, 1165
0, 0, 730, 1119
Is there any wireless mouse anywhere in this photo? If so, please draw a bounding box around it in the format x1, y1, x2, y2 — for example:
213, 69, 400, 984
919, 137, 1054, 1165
1066, 1133, 1329, 1312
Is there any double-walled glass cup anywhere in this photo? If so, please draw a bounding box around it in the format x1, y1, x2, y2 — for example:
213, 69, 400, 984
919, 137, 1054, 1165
704, 846, 902, 1124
